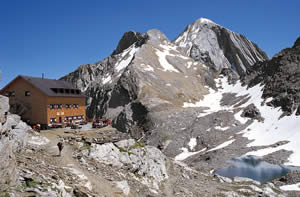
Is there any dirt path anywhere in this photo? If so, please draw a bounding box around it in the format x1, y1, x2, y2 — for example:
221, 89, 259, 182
40, 129, 125, 197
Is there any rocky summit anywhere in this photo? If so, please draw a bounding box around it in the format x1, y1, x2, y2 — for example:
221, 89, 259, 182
2, 18, 300, 196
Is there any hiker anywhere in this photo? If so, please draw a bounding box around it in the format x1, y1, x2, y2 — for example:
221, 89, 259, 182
57, 141, 64, 156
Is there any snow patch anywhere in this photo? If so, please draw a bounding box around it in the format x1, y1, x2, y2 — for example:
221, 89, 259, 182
175, 147, 206, 161
215, 126, 230, 131
184, 76, 300, 166
115, 46, 138, 72
102, 75, 111, 85
207, 139, 235, 152
188, 138, 197, 150
280, 182, 300, 191
155, 49, 180, 73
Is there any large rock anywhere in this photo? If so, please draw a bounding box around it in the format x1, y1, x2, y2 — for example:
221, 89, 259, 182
173, 18, 268, 76
85, 139, 168, 190
241, 103, 264, 121
0, 96, 30, 189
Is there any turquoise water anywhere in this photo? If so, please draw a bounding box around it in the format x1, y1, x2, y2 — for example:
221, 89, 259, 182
213, 155, 295, 184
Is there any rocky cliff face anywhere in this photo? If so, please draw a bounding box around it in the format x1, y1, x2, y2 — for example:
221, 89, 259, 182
0, 95, 30, 190
243, 37, 300, 116
61, 28, 215, 136
61, 18, 268, 126
173, 18, 269, 76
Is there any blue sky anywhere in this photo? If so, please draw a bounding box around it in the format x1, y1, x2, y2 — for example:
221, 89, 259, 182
0, 0, 299, 88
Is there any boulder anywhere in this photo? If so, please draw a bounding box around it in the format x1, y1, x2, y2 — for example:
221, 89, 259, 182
241, 103, 264, 121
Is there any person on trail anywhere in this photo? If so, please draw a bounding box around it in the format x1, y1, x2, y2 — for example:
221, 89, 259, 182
57, 141, 64, 156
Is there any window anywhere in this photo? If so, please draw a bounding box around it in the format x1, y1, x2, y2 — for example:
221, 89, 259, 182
75, 90, 80, 94
51, 88, 58, 93
73, 116, 77, 120
59, 89, 64, 93
68, 117, 72, 120
73, 104, 79, 109
10, 91, 15, 97
5, 92, 9, 97
25, 91, 30, 96
50, 118, 56, 123
64, 117, 68, 121
59, 104, 62, 109
65, 89, 70, 94
54, 104, 59, 109
66, 104, 71, 109
78, 116, 81, 120
50, 104, 54, 109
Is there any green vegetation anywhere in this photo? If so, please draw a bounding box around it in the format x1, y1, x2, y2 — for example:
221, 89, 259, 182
21, 180, 38, 188
129, 141, 145, 150
134, 172, 142, 179
115, 141, 145, 155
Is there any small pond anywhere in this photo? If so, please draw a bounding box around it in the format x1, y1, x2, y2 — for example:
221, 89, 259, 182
213, 155, 298, 184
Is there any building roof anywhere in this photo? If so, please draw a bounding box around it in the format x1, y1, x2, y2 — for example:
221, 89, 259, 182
2, 75, 86, 98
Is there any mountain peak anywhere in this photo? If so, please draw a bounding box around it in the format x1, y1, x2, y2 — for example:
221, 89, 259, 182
146, 29, 170, 43
293, 37, 300, 47
112, 30, 148, 55
194, 17, 216, 25
173, 18, 268, 75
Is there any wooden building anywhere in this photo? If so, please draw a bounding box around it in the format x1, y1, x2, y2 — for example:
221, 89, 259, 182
0, 75, 86, 127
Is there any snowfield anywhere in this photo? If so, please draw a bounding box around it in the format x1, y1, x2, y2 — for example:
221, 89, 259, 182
182, 76, 300, 166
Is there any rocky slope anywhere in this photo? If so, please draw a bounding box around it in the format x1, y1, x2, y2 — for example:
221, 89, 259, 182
173, 18, 269, 76
59, 18, 300, 196
61, 18, 267, 137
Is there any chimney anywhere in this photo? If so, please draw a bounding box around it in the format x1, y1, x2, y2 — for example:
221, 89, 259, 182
42, 73, 44, 79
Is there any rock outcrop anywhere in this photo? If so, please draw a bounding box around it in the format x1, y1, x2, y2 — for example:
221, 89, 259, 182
241, 103, 264, 121
244, 37, 300, 116
0, 95, 30, 190
173, 18, 269, 76
61, 28, 213, 139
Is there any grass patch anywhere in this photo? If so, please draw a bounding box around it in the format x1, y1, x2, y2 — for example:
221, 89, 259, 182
134, 172, 142, 179
129, 141, 145, 150
21, 180, 38, 188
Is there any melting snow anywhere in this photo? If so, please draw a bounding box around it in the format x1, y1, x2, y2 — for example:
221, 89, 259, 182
115, 46, 138, 72
207, 139, 235, 152
215, 126, 230, 131
183, 76, 300, 166
155, 49, 180, 73
102, 75, 111, 85
188, 138, 197, 150
175, 147, 206, 161
280, 182, 300, 191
